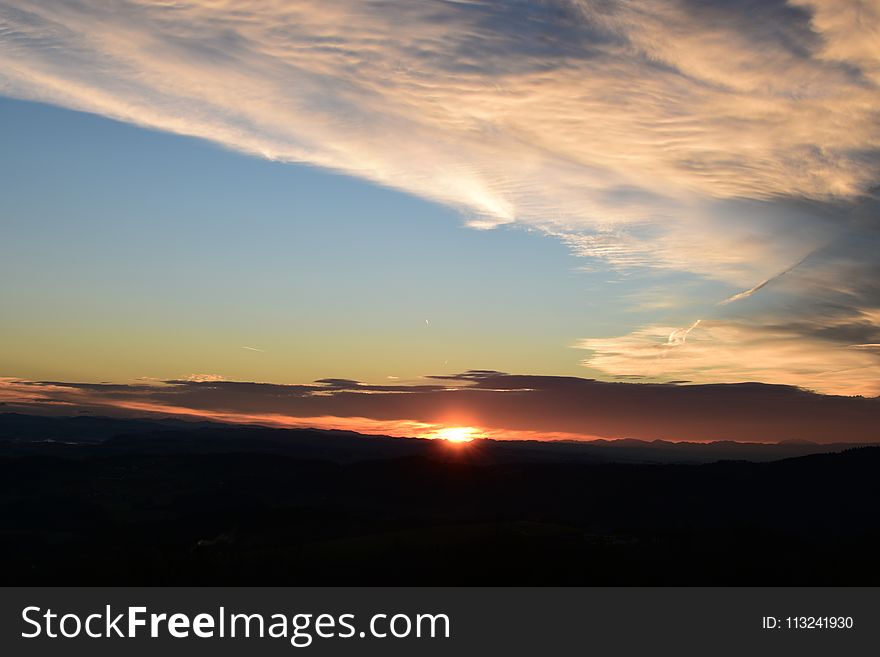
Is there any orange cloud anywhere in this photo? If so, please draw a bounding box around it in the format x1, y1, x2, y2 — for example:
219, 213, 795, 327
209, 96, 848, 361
580, 317, 880, 396
3, 372, 879, 444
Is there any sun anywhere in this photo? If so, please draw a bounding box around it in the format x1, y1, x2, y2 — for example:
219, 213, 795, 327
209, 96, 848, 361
429, 426, 480, 443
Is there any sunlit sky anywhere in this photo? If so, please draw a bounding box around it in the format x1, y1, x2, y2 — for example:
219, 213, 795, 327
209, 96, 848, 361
1, 0, 879, 442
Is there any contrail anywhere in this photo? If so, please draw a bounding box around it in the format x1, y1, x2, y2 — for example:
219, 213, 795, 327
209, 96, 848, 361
718, 253, 811, 305
241, 346, 265, 352
666, 319, 701, 346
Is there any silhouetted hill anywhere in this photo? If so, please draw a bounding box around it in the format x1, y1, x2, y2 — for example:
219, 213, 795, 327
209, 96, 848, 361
1, 412, 874, 464
0, 412, 225, 443
0, 413, 878, 585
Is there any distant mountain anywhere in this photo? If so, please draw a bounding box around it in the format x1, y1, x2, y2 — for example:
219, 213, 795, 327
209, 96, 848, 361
0, 412, 226, 444
0, 411, 876, 464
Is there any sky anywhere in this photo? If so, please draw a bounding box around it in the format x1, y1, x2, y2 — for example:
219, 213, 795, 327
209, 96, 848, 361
1, 0, 879, 442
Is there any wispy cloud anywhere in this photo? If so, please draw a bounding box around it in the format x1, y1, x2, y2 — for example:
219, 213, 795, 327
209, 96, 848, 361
0, 1, 877, 279
580, 227, 880, 395
184, 373, 225, 383
580, 315, 880, 396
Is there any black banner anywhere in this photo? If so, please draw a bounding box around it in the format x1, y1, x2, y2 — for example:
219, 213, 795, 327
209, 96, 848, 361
1, 587, 876, 656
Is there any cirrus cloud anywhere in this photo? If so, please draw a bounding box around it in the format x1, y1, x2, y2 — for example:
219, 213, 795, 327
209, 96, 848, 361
0, 0, 878, 279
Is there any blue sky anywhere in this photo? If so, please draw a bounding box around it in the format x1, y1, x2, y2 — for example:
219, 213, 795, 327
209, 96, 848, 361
1, 95, 708, 384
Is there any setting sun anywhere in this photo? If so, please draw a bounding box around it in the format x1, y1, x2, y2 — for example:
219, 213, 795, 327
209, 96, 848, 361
429, 426, 480, 443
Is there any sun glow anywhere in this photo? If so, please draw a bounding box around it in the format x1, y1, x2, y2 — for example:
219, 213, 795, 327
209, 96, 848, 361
429, 426, 480, 443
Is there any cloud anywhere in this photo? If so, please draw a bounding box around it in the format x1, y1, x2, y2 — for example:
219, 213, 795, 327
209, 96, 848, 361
791, 0, 880, 83
0, 1, 878, 279
185, 373, 225, 383
580, 224, 880, 395
580, 315, 880, 396
1, 371, 879, 444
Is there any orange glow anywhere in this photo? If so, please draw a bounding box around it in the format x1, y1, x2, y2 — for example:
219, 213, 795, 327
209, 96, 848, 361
427, 426, 480, 443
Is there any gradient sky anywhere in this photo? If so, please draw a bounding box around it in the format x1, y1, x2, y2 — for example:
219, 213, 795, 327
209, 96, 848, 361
1, 95, 716, 385
1, 0, 879, 442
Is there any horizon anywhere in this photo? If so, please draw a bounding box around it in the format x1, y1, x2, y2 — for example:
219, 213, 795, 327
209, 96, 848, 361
2, 371, 878, 444
4, 408, 880, 449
